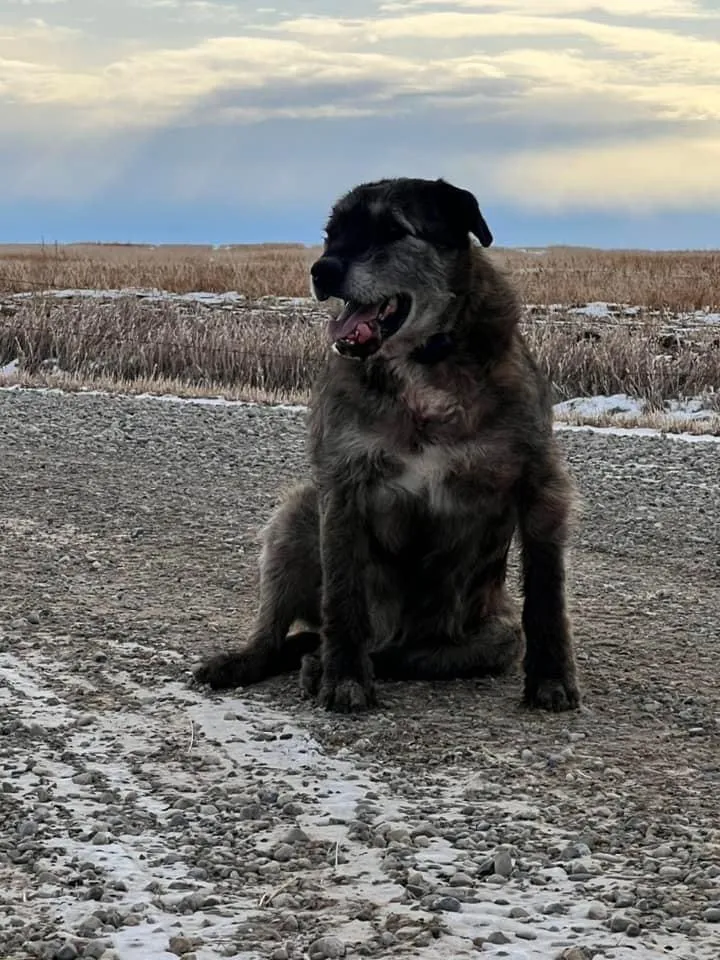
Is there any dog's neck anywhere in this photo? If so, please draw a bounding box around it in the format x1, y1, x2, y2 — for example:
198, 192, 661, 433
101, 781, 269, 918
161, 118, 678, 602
409, 332, 455, 365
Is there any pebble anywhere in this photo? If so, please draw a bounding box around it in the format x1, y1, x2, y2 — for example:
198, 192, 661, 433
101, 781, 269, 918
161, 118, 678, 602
494, 850, 513, 878
272, 844, 294, 862
168, 937, 194, 957
284, 826, 309, 845
308, 937, 346, 959
487, 931, 511, 944
84, 941, 112, 960
423, 894, 462, 913
54, 946, 78, 960
704, 907, 720, 923
509, 907, 530, 919
587, 901, 608, 920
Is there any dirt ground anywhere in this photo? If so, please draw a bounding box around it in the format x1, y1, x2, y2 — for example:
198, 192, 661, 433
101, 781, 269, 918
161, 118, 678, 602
0, 387, 718, 960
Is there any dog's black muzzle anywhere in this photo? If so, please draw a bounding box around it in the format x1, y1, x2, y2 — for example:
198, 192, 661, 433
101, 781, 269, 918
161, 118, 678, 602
310, 256, 345, 301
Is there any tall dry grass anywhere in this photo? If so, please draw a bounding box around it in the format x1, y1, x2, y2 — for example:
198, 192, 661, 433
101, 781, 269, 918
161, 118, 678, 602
0, 243, 317, 300
2, 243, 720, 311
2, 296, 718, 417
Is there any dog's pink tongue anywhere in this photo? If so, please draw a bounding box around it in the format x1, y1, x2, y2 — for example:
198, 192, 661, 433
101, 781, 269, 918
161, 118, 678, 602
329, 302, 379, 342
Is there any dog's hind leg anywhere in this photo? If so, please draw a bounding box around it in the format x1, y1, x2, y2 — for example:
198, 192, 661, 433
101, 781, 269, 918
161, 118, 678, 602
371, 613, 524, 682
195, 482, 322, 690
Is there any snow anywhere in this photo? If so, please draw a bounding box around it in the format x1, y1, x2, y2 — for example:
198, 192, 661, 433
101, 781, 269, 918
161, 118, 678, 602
555, 424, 720, 443
10, 287, 250, 306
554, 394, 645, 418
553, 393, 717, 422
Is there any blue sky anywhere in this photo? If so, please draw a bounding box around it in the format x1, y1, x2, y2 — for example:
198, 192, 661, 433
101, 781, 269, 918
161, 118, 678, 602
2, 0, 719, 248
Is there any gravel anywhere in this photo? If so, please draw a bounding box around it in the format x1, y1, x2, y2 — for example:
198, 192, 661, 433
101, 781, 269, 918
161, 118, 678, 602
0, 386, 719, 960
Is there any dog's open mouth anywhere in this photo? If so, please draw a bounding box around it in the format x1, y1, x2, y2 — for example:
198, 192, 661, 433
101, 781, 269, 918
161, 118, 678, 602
329, 294, 412, 359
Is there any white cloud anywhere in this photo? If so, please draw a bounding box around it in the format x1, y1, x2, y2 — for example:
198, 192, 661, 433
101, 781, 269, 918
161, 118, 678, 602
491, 136, 720, 210
1, 0, 720, 212
380, 0, 713, 18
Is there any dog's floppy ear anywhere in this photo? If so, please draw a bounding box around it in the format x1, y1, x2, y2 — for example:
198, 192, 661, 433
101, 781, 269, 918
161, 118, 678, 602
435, 178, 493, 248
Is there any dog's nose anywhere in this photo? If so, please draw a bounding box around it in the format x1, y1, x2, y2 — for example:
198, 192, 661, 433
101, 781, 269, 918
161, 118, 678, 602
310, 256, 344, 300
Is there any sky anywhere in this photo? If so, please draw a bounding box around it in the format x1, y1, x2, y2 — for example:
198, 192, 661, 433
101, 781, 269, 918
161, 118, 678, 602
1, 0, 719, 248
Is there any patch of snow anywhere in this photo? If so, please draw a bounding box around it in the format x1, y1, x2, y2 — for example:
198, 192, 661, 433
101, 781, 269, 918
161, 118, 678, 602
553, 393, 718, 427
555, 424, 720, 443
0, 357, 18, 376
6, 288, 324, 309
568, 301, 615, 318
553, 394, 646, 418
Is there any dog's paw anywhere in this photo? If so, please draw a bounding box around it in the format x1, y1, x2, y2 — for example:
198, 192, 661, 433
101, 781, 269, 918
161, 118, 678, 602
318, 675, 377, 713
194, 651, 266, 691
523, 674, 581, 712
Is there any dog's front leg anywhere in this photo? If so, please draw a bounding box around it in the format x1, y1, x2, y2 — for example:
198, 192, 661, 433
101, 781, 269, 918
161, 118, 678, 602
316, 490, 376, 713
517, 452, 581, 712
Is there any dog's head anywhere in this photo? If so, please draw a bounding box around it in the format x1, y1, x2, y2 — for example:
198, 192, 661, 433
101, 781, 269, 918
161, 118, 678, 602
310, 177, 493, 359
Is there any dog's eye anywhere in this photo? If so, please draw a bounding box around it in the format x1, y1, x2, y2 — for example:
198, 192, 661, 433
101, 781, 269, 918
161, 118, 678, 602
378, 219, 408, 245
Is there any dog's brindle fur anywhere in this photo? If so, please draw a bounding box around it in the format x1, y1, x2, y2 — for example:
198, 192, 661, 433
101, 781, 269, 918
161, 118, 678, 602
196, 177, 580, 713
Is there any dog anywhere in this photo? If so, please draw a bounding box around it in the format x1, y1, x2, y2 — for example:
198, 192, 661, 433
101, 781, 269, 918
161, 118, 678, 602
195, 176, 580, 714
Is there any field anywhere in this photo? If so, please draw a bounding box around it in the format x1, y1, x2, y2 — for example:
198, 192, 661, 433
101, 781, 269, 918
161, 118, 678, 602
1, 389, 719, 960
1, 243, 719, 433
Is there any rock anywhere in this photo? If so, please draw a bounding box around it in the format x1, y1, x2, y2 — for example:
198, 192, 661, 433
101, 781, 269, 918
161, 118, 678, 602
494, 850, 513, 877
610, 914, 630, 932
284, 826, 309, 845
704, 907, 720, 923
54, 946, 78, 960
422, 894, 462, 913
308, 937, 346, 959
83, 942, 112, 960
272, 843, 294, 862
509, 907, 530, 919
587, 901, 608, 920
168, 937, 193, 957
487, 931, 511, 944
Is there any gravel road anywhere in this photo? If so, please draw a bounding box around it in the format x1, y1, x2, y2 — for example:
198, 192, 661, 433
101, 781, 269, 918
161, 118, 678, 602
1, 387, 718, 960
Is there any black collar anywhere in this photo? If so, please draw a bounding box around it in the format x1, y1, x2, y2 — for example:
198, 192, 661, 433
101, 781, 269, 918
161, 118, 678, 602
410, 332, 455, 365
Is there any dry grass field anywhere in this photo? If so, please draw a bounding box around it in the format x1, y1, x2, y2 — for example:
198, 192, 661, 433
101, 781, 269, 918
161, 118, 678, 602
1, 243, 719, 432
1, 242, 720, 309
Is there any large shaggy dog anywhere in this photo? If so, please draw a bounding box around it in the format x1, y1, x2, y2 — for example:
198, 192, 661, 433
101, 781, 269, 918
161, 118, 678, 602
196, 177, 580, 713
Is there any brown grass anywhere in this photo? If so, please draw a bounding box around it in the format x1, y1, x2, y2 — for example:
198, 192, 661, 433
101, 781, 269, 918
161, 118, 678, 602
1, 294, 718, 433
2, 242, 720, 311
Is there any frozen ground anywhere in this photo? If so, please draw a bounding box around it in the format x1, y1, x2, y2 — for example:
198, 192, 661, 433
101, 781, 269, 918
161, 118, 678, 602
1, 389, 719, 960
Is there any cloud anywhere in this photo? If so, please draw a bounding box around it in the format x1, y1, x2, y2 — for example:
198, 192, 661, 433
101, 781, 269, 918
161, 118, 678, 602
1, 0, 719, 220
492, 135, 720, 210
380, 0, 713, 18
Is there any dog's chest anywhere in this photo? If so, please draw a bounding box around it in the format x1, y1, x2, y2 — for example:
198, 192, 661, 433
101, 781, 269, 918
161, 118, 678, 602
390, 444, 455, 512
